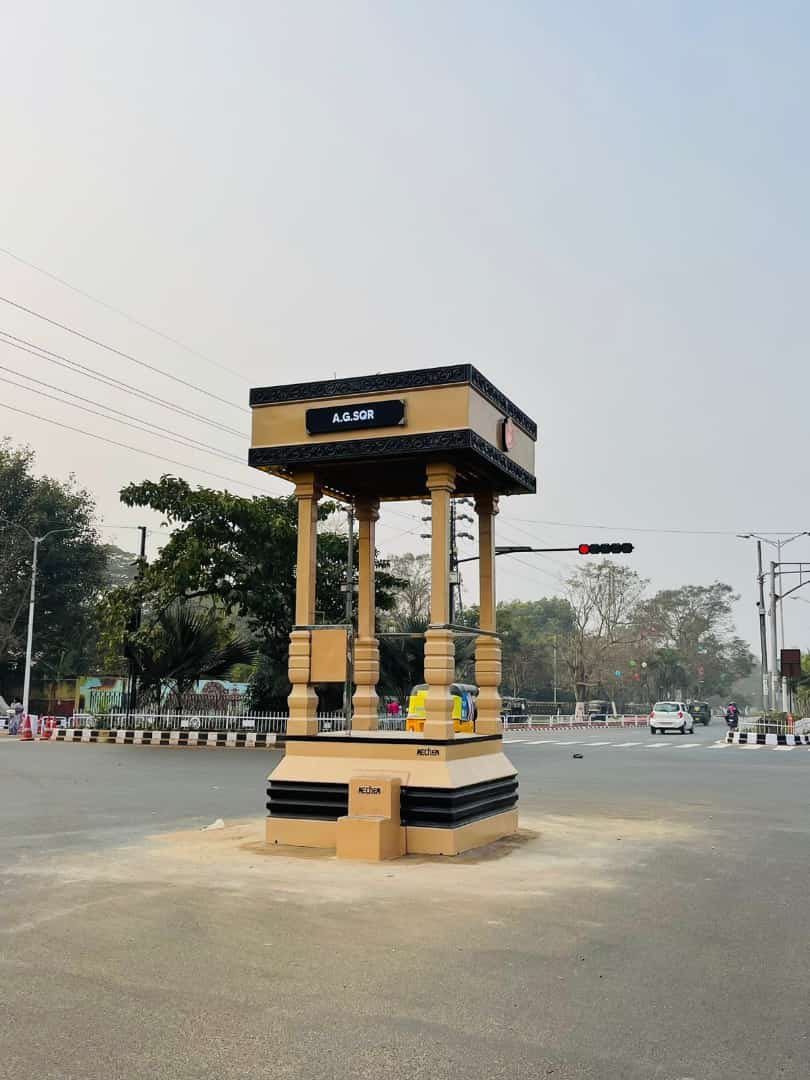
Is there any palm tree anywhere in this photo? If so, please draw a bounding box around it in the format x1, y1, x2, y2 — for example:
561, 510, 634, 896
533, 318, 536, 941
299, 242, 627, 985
131, 602, 254, 712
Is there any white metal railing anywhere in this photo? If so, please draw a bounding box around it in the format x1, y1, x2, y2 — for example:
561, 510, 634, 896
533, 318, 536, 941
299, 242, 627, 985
502, 713, 651, 730
64, 711, 343, 734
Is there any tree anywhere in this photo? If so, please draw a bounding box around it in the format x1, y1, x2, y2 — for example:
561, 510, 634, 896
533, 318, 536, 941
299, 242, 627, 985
0, 440, 108, 692
378, 615, 428, 705
459, 598, 575, 699
791, 651, 810, 717
561, 561, 647, 702
129, 600, 254, 711
99, 477, 402, 710
383, 554, 431, 626
636, 583, 755, 700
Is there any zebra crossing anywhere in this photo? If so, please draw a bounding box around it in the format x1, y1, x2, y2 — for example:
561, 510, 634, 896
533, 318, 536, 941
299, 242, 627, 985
503, 735, 730, 752
503, 734, 808, 752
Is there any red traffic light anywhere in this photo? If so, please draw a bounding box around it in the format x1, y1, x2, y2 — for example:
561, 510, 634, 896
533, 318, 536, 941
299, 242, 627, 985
578, 542, 634, 555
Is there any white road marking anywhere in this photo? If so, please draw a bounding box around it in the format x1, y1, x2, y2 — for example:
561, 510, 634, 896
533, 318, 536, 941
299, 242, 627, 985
554, 740, 582, 745
612, 741, 642, 747
674, 743, 702, 749
526, 740, 554, 745
584, 741, 613, 745
644, 742, 671, 748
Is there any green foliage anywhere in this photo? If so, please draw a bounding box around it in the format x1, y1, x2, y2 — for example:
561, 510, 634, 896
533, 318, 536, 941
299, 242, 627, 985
246, 653, 291, 713
378, 616, 428, 705
562, 562, 647, 702
461, 598, 575, 698
99, 477, 402, 709
637, 583, 755, 699
0, 440, 108, 690
796, 652, 810, 716
129, 600, 255, 710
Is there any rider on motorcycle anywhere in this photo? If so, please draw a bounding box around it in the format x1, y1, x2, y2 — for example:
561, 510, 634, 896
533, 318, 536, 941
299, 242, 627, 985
725, 702, 740, 728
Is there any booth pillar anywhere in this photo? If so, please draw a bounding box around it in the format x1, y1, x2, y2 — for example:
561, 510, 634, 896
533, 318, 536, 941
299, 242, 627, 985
351, 497, 380, 730
474, 492, 503, 735
287, 471, 320, 736
423, 461, 457, 740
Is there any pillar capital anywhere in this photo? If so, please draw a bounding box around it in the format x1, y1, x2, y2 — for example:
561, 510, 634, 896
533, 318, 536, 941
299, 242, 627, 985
354, 496, 380, 523
292, 470, 321, 500
426, 461, 456, 494
474, 491, 499, 518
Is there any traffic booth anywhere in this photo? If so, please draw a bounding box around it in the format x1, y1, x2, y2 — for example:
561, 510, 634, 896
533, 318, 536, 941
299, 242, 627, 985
249, 365, 536, 858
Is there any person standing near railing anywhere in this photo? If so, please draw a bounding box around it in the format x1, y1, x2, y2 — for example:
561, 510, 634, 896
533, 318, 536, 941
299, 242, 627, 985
9, 699, 23, 735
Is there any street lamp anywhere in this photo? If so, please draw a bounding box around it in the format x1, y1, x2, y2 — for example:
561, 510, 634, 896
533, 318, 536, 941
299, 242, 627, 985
738, 531, 810, 711
0, 515, 74, 716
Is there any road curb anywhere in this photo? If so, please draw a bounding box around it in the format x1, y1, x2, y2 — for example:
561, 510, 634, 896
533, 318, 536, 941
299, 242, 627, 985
50, 728, 284, 749
726, 732, 810, 747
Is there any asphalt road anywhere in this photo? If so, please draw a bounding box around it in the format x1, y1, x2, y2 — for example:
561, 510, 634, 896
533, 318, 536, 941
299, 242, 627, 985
1, 733, 808, 1080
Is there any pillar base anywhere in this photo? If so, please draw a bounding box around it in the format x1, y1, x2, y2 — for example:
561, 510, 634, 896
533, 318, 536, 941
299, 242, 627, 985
265, 731, 518, 859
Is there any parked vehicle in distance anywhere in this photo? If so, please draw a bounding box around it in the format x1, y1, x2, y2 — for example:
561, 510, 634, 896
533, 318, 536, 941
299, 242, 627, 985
649, 701, 695, 735
586, 698, 612, 722
688, 701, 711, 725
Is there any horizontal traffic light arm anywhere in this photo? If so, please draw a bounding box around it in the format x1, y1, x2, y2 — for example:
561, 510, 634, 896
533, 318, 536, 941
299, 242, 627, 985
456, 542, 634, 564
578, 542, 634, 555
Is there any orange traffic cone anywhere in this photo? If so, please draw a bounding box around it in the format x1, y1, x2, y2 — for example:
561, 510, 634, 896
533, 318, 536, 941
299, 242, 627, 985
19, 714, 33, 741
39, 716, 53, 741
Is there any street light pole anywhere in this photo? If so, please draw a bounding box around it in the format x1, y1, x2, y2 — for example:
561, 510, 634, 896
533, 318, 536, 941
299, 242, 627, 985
739, 532, 809, 713
756, 541, 769, 713
769, 561, 779, 713
21, 537, 40, 717
1, 522, 75, 717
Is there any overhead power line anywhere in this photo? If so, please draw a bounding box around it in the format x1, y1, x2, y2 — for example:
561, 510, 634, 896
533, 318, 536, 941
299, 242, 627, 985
0, 399, 275, 495
0, 245, 250, 384
0, 369, 248, 467
0, 294, 244, 413
0, 331, 245, 439
504, 516, 810, 538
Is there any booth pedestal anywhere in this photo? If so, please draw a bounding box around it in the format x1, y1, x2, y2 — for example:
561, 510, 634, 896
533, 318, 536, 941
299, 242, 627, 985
266, 731, 518, 858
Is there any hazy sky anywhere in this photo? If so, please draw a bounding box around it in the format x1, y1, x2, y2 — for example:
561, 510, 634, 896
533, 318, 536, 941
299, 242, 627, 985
2, 1, 809, 651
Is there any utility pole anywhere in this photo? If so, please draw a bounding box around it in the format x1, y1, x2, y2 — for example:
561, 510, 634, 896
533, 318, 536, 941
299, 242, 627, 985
553, 633, 558, 714
769, 561, 779, 712
739, 532, 809, 713
756, 541, 769, 713
422, 498, 473, 624
126, 527, 148, 717
342, 506, 355, 722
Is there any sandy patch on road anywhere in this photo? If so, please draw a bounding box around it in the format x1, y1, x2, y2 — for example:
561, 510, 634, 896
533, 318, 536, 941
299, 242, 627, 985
126, 812, 695, 905
3, 813, 697, 912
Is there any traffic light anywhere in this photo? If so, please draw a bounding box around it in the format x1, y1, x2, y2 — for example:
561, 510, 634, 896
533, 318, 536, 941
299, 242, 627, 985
578, 542, 634, 555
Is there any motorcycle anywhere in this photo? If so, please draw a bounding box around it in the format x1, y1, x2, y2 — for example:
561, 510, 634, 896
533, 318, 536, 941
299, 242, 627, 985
725, 711, 739, 731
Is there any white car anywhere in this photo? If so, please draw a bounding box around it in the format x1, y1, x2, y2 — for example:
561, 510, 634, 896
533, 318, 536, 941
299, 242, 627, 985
649, 701, 694, 735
